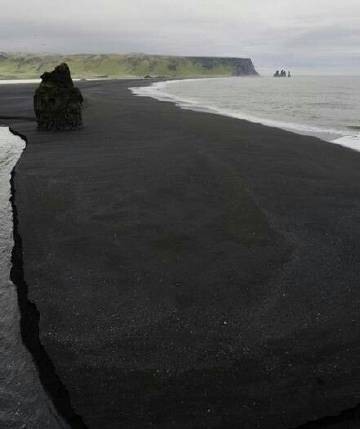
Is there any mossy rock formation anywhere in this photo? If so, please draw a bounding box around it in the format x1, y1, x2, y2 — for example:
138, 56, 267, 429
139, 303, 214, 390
34, 63, 83, 131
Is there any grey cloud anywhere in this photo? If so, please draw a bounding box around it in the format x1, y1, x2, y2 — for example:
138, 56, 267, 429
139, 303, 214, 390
1, 0, 360, 73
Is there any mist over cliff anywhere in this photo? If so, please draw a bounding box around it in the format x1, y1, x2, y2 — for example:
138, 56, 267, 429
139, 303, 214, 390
0, 53, 258, 79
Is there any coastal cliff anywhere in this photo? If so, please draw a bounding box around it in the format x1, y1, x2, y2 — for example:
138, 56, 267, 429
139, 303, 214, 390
0, 53, 258, 79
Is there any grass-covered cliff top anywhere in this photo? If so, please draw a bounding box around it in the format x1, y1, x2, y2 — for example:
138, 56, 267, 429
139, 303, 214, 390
0, 53, 258, 79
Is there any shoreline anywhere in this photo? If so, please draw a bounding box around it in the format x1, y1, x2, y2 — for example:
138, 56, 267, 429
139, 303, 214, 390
131, 77, 360, 152
0, 126, 68, 428
9, 128, 86, 428
4, 79, 360, 424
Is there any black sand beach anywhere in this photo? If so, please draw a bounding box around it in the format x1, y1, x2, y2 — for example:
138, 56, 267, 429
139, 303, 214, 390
2, 79, 360, 428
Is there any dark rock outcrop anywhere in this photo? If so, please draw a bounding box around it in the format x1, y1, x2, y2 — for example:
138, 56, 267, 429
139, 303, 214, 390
34, 63, 83, 131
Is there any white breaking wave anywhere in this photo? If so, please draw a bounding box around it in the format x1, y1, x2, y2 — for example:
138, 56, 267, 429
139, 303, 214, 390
0, 127, 25, 280
332, 135, 360, 152
0, 79, 41, 85
130, 77, 360, 152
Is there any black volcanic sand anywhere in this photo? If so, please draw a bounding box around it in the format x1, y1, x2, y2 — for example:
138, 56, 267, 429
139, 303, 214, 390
2, 79, 360, 428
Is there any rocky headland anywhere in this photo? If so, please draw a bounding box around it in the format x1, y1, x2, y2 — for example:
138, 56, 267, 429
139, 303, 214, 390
0, 52, 258, 79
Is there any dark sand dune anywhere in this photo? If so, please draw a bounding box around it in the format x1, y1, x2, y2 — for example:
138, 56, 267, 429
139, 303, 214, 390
3, 80, 360, 428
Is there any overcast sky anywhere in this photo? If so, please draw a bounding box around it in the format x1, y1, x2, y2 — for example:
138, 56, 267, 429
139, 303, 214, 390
1, 0, 360, 74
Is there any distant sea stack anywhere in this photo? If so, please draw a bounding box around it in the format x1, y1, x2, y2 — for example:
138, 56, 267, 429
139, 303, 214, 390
0, 53, 258, 79
274, 69, 291, 78
34, 63, 83, 131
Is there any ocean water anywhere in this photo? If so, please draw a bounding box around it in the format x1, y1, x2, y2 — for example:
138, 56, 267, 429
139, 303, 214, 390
0, 127, 64, 428
131, 76, 360, 151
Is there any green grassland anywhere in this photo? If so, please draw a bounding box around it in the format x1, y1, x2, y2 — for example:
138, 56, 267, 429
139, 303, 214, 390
0, 53, 257, 79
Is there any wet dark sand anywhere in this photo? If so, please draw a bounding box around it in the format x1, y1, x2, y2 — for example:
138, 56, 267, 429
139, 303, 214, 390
2, 79, 360, 428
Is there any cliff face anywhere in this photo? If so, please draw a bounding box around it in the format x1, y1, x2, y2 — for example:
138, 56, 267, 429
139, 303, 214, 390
185, 56, 258, 76
0, 53, 258, 79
